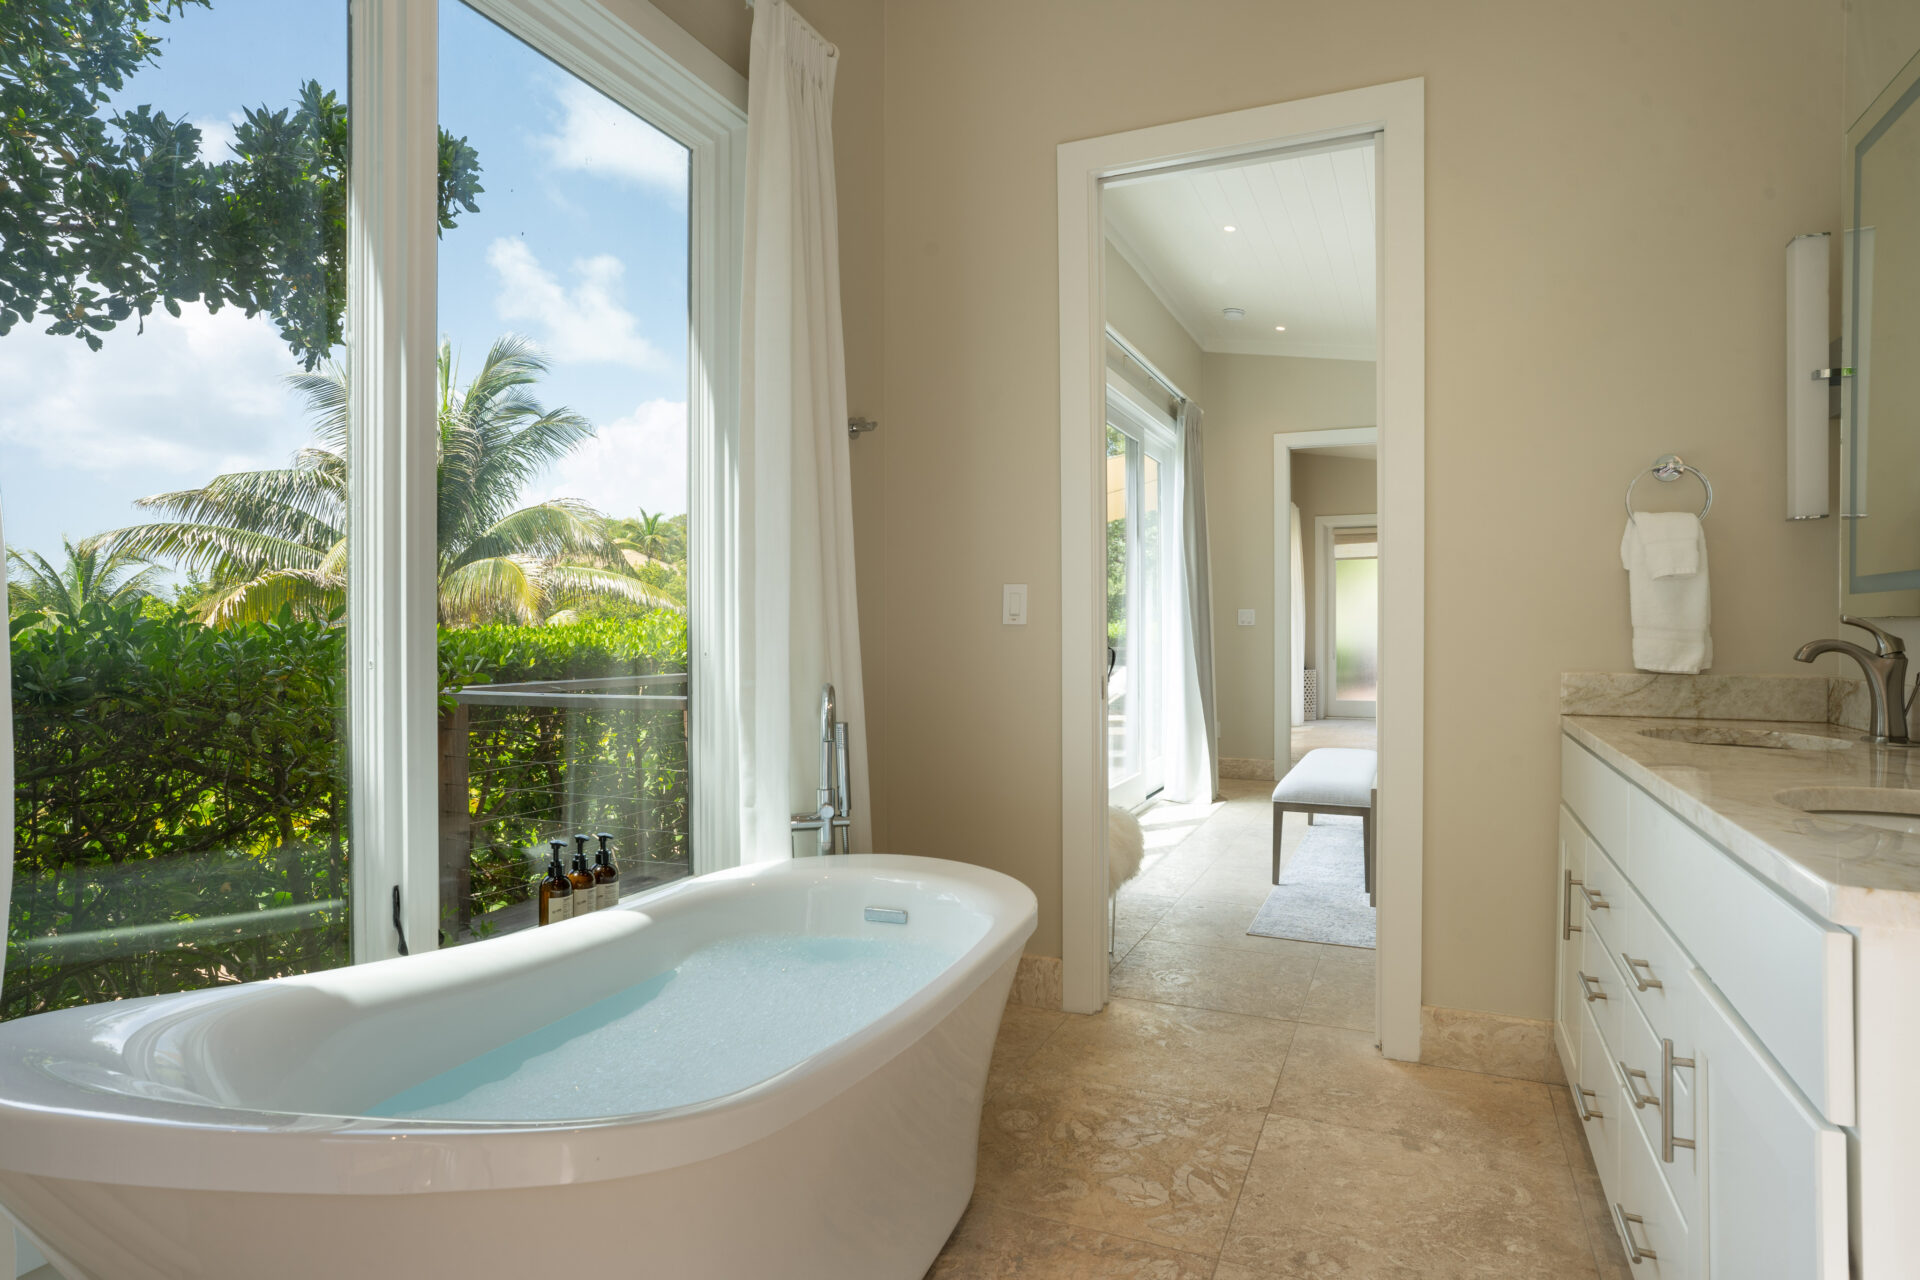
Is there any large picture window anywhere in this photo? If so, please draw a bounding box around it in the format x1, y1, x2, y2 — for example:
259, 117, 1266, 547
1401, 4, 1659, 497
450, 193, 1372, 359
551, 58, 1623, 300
3, 0, 744, 1016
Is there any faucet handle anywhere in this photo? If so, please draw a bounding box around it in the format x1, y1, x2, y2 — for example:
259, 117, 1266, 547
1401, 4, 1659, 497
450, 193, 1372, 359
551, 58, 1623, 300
1843, 616, 1907, 656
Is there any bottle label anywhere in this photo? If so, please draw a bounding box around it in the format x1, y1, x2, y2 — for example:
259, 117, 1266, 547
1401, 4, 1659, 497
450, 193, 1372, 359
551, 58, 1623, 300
549, 891, 574, 923
599, 882, 618, 912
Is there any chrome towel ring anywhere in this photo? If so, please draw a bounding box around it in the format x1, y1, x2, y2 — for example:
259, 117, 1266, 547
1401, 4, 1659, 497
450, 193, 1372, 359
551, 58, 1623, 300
1625, 455, 1713, 524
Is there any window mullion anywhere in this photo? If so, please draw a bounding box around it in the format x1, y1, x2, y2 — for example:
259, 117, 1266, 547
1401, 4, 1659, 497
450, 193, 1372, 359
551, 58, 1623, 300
347, 0, 442, 962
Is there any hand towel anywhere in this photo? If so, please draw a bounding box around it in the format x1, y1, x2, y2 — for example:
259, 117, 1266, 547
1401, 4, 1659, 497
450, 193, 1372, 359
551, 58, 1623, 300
1629, 510, 1701, 579
1621, 514, 1711, 674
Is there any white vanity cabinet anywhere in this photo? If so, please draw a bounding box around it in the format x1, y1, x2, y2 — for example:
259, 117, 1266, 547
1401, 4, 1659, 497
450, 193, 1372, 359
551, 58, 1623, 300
1558, 734, 1852, 1277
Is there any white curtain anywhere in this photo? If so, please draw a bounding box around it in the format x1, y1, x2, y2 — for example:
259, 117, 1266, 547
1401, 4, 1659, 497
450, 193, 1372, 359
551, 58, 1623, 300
1290, 502, 1306, 726
1171, 402, 1219, 803
738, 0, 871, 861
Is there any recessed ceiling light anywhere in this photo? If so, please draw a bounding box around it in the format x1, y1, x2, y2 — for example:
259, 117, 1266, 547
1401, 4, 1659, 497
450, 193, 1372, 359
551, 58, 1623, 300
1275, 325, 1287, 332
1221, 307, 1246, 319
1222, 225, 1236, 232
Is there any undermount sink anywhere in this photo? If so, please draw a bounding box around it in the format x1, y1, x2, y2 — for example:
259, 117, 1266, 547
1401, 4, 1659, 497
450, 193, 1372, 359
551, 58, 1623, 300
1638, 726, 1853, 752
1777, 786, 1920, 835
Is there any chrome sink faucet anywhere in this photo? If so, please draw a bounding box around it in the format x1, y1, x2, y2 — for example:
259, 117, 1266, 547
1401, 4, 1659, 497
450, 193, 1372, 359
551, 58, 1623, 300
1795, 616, 1911, 744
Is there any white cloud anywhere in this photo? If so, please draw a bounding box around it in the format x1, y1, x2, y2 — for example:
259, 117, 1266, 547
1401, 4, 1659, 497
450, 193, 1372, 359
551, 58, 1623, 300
537, 79, 688, 196
486, 238, 668, 370
190, 113, 243, 165
529, 398, 687, 519
0, 302, 309, 480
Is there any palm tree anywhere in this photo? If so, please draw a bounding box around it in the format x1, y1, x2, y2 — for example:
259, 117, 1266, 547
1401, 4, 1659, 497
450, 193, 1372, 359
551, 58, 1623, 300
90, 336, 675, 626
606, 509, 687, 611
6, 538, 161, 622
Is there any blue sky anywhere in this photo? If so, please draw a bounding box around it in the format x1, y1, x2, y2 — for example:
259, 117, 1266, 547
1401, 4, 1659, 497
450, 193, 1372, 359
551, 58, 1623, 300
0, 0, 690, 572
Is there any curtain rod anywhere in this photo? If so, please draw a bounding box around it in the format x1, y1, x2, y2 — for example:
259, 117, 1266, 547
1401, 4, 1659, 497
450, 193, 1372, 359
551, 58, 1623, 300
1105, 327, 1187, 407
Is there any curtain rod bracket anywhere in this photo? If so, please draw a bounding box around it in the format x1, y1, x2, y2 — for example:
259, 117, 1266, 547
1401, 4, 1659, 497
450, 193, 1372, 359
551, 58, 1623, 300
848, 417, 878, 439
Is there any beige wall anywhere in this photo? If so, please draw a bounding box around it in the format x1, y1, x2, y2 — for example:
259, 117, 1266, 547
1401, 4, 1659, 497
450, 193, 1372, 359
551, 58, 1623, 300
1203, 354, 1376, 761
1847, 0, 1920, 127
1293, 454, 1378, 674
1104, 243, 1205, 399
876, 0, 1843, 1014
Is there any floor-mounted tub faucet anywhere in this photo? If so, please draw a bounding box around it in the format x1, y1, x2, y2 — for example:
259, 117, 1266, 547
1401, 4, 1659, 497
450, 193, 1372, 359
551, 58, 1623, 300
1795, 616, 1911, 744
791, 683, 854, 854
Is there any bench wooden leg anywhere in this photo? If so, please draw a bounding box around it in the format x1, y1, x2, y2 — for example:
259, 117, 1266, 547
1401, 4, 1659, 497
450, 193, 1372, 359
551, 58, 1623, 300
1363, 809, 1375, 905
1272, 802, 1284, 884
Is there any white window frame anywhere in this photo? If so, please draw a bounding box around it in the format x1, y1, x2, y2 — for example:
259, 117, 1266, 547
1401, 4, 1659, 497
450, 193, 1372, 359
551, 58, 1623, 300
347, 0, 746, 961
1103, 375, 1179, 809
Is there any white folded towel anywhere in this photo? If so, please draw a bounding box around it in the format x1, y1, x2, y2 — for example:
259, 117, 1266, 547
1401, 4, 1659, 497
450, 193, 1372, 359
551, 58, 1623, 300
1621, 513, 1711, 674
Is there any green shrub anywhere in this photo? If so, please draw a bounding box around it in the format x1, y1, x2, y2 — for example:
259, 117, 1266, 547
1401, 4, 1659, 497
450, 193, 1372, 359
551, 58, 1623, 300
5, 603, 688, 1021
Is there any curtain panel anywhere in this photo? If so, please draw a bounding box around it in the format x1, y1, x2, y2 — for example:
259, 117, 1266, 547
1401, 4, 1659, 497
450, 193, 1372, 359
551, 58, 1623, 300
738, 0, 871, 860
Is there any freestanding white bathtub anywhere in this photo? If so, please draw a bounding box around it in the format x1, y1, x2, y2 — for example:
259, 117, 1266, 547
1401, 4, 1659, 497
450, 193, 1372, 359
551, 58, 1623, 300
0, 854, 1037, 1279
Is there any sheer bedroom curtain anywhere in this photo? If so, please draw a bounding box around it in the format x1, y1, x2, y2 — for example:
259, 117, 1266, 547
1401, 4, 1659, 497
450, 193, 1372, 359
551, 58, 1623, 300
1173, 402, 1220, 803
738, 0, 871, 861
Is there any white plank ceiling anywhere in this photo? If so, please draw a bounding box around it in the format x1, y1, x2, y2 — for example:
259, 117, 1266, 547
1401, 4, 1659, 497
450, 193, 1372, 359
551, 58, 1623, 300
1104, 140, 1376, 360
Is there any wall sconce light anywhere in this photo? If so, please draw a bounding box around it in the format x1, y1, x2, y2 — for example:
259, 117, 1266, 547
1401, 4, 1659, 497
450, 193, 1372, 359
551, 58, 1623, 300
1785, 233, 1832, 520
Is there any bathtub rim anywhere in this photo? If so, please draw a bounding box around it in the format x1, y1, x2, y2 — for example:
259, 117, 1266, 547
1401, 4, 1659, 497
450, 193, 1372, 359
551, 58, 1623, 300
0, 854, 1037, 1195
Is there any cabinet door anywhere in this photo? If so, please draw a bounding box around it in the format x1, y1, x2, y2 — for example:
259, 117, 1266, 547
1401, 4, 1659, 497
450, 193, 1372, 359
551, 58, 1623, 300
1690, 968, 1848, 1279
1555, 805, 1586, 1079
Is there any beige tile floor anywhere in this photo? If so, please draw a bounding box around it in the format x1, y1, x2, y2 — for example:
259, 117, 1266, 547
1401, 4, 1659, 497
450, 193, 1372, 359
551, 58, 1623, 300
928, 721, 1631, 1279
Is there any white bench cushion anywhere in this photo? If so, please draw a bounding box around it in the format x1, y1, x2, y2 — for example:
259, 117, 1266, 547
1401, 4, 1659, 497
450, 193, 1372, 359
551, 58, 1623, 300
1272, 748, 1377, 809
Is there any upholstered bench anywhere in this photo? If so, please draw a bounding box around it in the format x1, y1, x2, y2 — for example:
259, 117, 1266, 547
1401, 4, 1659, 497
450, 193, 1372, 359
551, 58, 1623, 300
1272, 748, 1378, 902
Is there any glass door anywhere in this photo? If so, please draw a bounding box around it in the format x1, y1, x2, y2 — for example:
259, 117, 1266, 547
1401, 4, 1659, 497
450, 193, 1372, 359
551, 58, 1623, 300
1326, 525, 1379, 718
1105, 389, 1176, 809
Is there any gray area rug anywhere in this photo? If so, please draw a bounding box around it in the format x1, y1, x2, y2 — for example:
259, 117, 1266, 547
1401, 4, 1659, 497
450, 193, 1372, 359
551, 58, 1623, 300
1248, 817, 1375, 949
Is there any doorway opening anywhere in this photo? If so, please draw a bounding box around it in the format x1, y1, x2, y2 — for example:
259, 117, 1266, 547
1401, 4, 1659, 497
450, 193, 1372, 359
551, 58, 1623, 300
1058, 81, 1425, 1059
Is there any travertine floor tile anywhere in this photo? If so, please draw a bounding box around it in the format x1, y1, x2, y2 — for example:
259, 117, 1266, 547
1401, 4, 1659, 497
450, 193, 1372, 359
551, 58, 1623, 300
1219, 1113, 1598, 1278
925, 1199, 1217, 1280
1109, 938, 1319, 1020
975, 1075, 1264, 1254
1296, 945, 1376, 1031
1124, 856, 1214, 899
1144, 897, 1304, 953
1178, 863, 1282, 908
1552, 1087, 1633, 1279
990, 1002, 1068, 1083
1025, 997, 1296, 1108
1110, 893, 1181, 961
1268, 1024, 1565, 1167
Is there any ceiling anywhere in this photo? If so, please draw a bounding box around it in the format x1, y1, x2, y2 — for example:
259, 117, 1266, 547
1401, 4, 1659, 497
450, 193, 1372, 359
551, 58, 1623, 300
1104, 139, 1376, 361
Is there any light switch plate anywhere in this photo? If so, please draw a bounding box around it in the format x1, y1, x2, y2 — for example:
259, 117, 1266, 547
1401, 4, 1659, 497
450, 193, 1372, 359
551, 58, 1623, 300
1237, 609, 1256, 627
1003, 584, 1028, 626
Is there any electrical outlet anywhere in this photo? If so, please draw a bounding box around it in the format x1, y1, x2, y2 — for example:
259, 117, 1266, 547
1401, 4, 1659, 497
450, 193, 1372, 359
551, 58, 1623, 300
1237, 609, 1256, 627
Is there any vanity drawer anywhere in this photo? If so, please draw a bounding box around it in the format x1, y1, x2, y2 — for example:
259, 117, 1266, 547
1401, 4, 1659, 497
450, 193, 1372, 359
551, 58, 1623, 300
1615, 977, 1699, 1217
1614, 1087, 1696, 1279
1579, 925, 1627, 1063
1578, 834, 1625, 950
1575, 991, 1625, 1204
1562, 737, 1631, 859
1628, 788, 1854, 1124
1601, 850, 1692, 1047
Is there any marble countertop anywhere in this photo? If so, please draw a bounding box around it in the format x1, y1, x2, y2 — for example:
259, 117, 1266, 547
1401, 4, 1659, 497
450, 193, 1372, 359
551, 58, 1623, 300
1563, 715, 1920, 930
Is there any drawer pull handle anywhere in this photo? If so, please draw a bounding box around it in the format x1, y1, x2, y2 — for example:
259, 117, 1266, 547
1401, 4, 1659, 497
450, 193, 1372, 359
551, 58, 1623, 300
1623, 954, 1663, 991
1563, 871, 1583, 939
1581, 885, 1611, 912
1612, 1204, 1659, 1264
1661, 1036, 1696, 1163
1578, 971, 1608, 1003
1571, 1084, 1603, 1122
1619, 1061, 1659, 1110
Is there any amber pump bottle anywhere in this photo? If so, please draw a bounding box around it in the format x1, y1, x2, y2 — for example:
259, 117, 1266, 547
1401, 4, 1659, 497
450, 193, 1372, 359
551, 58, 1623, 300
538, 839, 574, 925
593, 832, 620, 911
569, 834, 598, 911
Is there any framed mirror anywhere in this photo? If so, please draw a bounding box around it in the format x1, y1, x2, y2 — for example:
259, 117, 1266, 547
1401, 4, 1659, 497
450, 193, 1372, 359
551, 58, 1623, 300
1842, 51, 1920, 615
